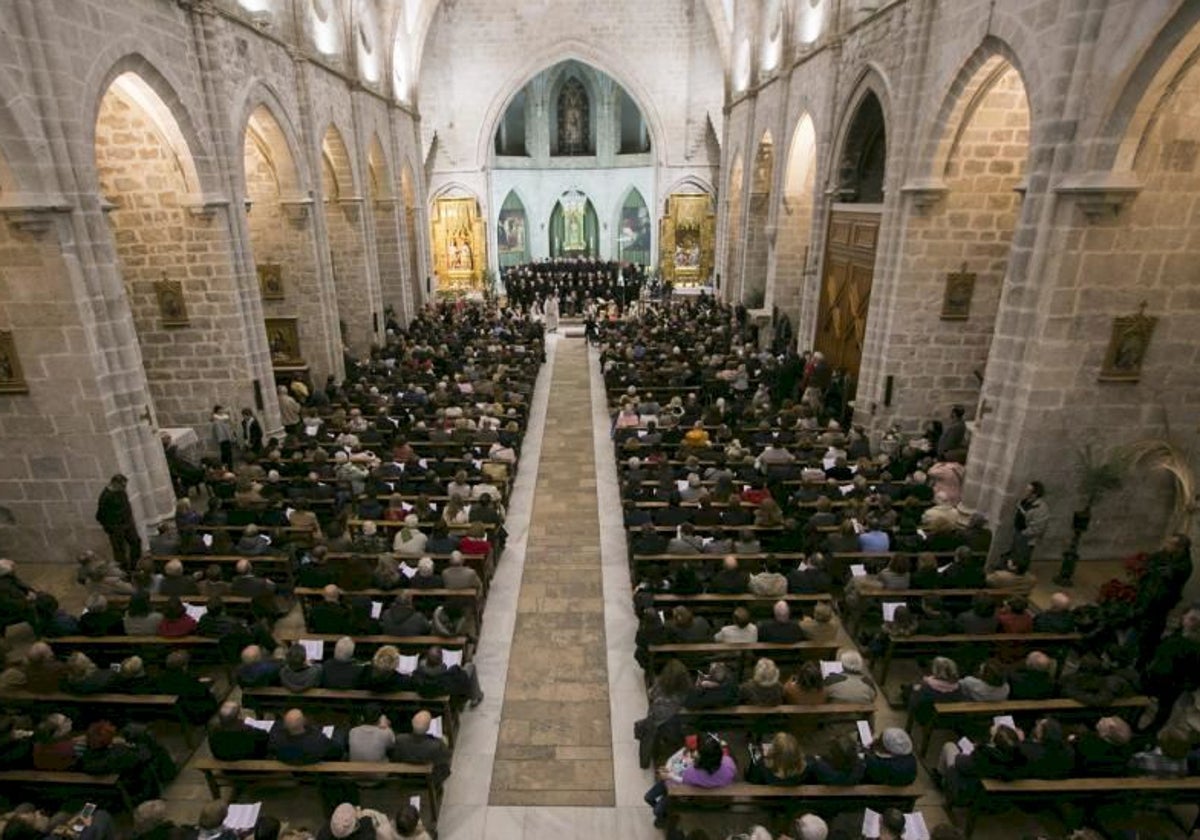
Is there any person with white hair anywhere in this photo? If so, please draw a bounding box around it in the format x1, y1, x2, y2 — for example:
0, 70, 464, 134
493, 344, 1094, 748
824, 649, 878, 703
321, 636, 363, 689
393, 515, 428, 557
789, 813, 829, 840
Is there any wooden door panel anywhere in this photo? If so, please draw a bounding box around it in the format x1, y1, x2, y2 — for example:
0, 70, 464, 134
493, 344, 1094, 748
814, 211, 880, 378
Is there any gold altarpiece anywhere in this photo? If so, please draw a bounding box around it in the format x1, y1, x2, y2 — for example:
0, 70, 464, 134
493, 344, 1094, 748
430, 196, 487, 294
659, 193, 715, 286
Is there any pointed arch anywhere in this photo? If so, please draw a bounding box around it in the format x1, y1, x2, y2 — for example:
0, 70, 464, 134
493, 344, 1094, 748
367, 132, 393, 200
829, 66, 893, 202
243, 103, 302, 199
1093, 1, 1200, 173
497, 188, 530, 267
616, 186, 651, 265
474, 40, 668, 168
84, 51, 214, 196
321, 123, 357, 200
232, 80, 310, 198
915, 37, 1038, 183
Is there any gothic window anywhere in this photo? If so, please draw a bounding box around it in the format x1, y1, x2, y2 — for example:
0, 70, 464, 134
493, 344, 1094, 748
555, 77, 591, 156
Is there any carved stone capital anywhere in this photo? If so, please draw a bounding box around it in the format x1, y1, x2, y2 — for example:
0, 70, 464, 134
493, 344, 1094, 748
181, 195, 229, 221
280, 197, 314, 224
0, 196, 72, 238
338, 196, 365, 222
900, 178, 949, 212
1055, 172, 1141, 220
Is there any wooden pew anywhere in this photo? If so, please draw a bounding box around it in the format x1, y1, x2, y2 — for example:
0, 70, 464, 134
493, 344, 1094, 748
150, 553, 293, 584
849, 586, 1023, 637
875, 632, 1084, 683
106, 594, 253, 618
193, 758, 441, 826
651, 592, 830, 618
0, 770, 133, 812
50, 635, 221, 667
665, 781, 922, 821
0, 690, 202, 748
240, 687, 460, 747
678, 702, 876, 732
911, 695, 1154, 756
294, 586, 484, 635
646, 641, 839, 682
276, 633, 471, 659
968, 777, 1200, 837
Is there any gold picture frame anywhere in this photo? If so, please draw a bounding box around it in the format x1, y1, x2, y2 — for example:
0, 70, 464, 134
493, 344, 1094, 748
258, 263, 284, 301
156, 277, 189, 327
1100, 301, 1157, 382
941, 263, 976, 321
0, 331, 29, 394
265, 317, 302, 366
430, 196, 486, 294
659, 193, 715, 287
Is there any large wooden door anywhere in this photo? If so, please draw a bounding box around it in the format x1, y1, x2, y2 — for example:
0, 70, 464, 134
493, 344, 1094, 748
815, 210, 880, 377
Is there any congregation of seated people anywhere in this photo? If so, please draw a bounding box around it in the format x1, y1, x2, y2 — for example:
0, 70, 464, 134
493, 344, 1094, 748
608, 298, 1200, 839
0, 302, 541, 839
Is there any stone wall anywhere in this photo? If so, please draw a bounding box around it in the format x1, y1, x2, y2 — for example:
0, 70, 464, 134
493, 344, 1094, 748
94, 86, 257, 429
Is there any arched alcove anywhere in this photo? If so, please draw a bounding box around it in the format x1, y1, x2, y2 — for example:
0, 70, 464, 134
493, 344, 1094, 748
617, 188, 651, 266
243, 104, 338, 381
497, 189, 529, 268
891, 56, 1031, 430
549, 191, 599, 258
489, 60, 654, 266
367, 134, 407, 325
95, 71, 250, 428
774, 113, 819, 337
321, 124, 374, 353
400, 162, 423, 314
723, 152, 745, 298
837, 91, 887, 203
743, 131, 775, 306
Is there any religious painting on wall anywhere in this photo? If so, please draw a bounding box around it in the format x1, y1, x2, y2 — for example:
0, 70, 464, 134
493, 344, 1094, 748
549, 191, 599, 258
497, 190, 529, 268
659, 192, 715, 286
265, 317, 302, 365
0, 331, 29, 394
941, 263, 975, 321
1099, 302, 1157, 382
617, 189, 652, 266
258, 263, 284, 301
430, 195, 486, 293
155, 277, 189, 327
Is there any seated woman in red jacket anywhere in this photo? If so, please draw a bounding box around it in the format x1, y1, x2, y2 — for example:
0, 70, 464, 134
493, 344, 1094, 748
157, 596, 198, 637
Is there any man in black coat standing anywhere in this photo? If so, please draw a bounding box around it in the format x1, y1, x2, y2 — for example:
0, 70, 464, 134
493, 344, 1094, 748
95, 474, 141, 571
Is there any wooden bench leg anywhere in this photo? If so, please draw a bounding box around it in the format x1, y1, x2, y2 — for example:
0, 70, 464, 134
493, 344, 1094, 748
201, 768, 222, 799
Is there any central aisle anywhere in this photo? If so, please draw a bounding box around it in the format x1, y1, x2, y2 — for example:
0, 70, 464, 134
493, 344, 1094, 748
489, 336, 616, 806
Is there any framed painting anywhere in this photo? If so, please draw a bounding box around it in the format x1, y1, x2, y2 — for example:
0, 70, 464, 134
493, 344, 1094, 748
258, 263, 284, 300
0, 331, 28, 394
1100, 302, 1157, 382
156, 278, 189, 327
941, 263, 975, 321
265, 317, 302, 365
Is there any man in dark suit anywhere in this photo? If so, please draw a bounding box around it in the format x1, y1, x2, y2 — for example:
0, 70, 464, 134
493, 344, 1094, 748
756, 601, 806, 643
209, 701, 269, 760
241, 408, 264, 454
390, 710, 451, 784
308, 585, 353, 635
95, 474, 141, 571
1008, 651, 1056, 700
268, 709, 343, 765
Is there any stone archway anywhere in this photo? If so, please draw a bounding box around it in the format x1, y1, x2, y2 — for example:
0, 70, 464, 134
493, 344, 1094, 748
775, 113, 819, 341
95, 71, 254, 430
743, 131, 775, 307
243, 104, 339, 382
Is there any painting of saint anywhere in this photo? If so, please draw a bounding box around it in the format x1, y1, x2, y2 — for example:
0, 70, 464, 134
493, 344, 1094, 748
498, 209, 526, 254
